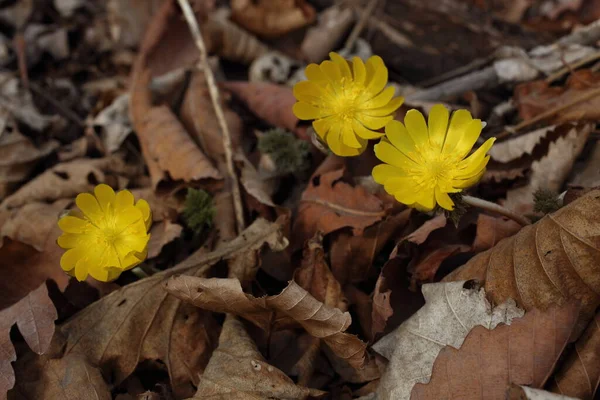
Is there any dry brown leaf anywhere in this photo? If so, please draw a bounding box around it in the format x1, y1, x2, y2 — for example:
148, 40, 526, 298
293, 167, 387, 251
9, 353, 111, 400
372, 280, 524, 400
548, 311, 600, 400
0, 124, 57, 201
1, 283, 57, 399
508, 385, 579, 400
411, 303, 580, 400
230, 0, 316, 39
222, 81, 299, 134
471, 213, 522, 252
330, 209, 412, 284
444, 189, 600, 335
0, 156, 138, 209
0, 201, 70, 308
165, 277, 370, 369
147, 220, 182, 258
301, 5, 354, 63
190, 315, 325, 399
130, 70, 222, 189
180, 71, 243, 162
203, 9, 270, 64
60, 218, 284, 398
502, 123, 592, 214
515, 70, 600, 124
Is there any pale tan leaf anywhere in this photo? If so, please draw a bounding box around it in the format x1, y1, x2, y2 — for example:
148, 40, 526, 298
372, 281, 524, 400
147, 220, 182, 258
411, 304, 580, 400
189, 315, 325, 399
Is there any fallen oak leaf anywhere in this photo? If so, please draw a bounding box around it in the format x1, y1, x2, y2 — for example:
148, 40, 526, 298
9, 353, 111, 400
411, 303, 580, 400
444, 189, 600, 334
165, 277, 370, 369
60, 218, 285, 398
0, 283, 57, 399
293, 167, 387, 251
548, 310, 600, 400
189, 315, 325, 399
372, 280, 524, 400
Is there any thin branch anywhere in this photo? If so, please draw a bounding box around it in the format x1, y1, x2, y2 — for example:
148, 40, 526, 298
344, 0, 380, 50
178, 0, 245, 233
463, 195, 531, 226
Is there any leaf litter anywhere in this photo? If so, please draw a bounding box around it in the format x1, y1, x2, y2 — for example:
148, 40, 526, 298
3, 1, 600, 400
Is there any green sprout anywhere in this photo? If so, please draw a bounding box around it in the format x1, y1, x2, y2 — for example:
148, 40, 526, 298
258, 128, 311, 175
182, 188, 215, 235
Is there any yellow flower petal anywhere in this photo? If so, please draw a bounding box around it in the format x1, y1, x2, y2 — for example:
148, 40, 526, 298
353, 119, 383, 139
453, 168, 486, 189
58, 216, 89, 234
136, 199, 152, 230
372, 164, 405, 184
94, 184, 115, 212
74, 259, 89, 281
330, 52, 352, 79
365, 56, 387, 97
115, 189, 135, 210
404, 109, 429, 145
435, 187, 454, 210
76, 193, 103, 223
385, 120, 416, 156
293, 102, 322, 120
457, 137, 495, 174
364, 55, 384, 87
356, 113, 392, 130
415, 188, 435, 211
364, 86, 395, 109
374, 140, 417, 169
57, 233, 84, 249
428, 104, 449, 150
320, 60, 342, 82
442, 109, 473, 154
363, 97, 403, 117
352, 57, 366, 84
293, 81, 329, 105
313, 117, 331, 138
341, 123, 363, 148
305, 64, 327, 81
453, 119, 483, 159
60, 247, 84, 272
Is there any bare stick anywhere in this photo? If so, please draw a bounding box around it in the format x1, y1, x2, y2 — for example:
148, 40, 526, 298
344, 0, 379, 50
178, 0, 245, 232
463, 195, 531, 226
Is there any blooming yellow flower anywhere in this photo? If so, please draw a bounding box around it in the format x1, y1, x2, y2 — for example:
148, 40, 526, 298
292, 52, 404, 157
57, 184, 152, 282
373, 105, 495, 211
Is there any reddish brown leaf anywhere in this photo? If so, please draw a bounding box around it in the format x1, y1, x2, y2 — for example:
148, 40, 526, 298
549, 311, 600, 400
0, 283, 57, 399
410, 244, 471, 284
230, 0, 316, 39
471, 214, 521, 252
411, 304, 580, 400
293, 167, 387, 251
445, 189, 600, 334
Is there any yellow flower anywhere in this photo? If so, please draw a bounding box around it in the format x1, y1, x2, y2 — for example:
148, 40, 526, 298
373, 105, 495, 211
292, 52, 404, 157
57, 184, 152, 282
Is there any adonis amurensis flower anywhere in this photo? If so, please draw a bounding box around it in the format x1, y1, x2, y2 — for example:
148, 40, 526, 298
293, 52, 404, 157
57, 184, 152, 282
373, 104, 495, 211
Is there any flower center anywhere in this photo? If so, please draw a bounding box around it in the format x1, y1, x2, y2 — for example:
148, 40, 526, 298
332, 79, 362, 121
409, 148, 458, 189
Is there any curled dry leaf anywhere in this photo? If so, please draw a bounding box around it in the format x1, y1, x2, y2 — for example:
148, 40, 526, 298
0, 123, 58, 200
10, 353, 111, 400
372, 280, 524, 400
180, 71, 243, 162
515, 69, 600, 124
502, 123, 592, 214
204, 9, 270, 65
190, 315, 325, 399
60, 218, 285, 398
330, 209, 412, 284
0, 283, 57, 399
222, 81, 299, 135
445, 189, 600, 335
165, 277, 370, 369
0, 201, 71, 308
411, 303, 580, 400
230, 0, 316, 39
548, 310, 600, 400
293, 167, 387, 251
130, 70, 222, 189
147, 220, 183, 258
0, 156, 137, 209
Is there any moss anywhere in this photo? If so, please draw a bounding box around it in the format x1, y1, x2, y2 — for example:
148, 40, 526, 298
533, 188, 561, 215
445, 193, 469, 227
258, 128, 311, 175
182, 188, 215, 235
